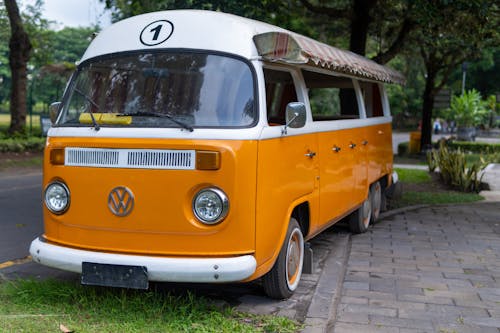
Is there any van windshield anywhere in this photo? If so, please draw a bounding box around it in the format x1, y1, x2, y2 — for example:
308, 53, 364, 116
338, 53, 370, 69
57, 52, 256, 129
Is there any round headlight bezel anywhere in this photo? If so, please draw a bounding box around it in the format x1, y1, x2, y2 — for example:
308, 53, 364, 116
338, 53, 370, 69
192, 187, 229, 225
44, 181, 70, 214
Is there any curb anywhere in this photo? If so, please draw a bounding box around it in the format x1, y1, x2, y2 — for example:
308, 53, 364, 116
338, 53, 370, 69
301, 233, 350, 333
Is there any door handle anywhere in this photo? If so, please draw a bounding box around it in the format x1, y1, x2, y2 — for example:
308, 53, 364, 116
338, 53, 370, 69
332, 145, 341, 153
349, 142, 356, 149
305, 151, 316, 158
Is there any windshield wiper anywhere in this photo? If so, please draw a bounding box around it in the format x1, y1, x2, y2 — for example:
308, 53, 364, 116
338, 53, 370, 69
74, 88, 100, 131
120, 111, 194, 132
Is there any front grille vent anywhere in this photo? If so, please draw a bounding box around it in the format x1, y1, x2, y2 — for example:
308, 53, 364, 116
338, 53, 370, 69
65, 148, 195, 170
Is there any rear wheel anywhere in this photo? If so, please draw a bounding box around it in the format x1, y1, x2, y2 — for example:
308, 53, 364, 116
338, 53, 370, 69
263, 218, 304, 299
370, 181, 382, 222
349, 196, 372, 234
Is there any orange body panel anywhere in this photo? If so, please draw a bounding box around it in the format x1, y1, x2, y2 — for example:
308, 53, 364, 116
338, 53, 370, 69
252, 133, 319, 278
365, 123, 393, 184
43, 137, 257, 257
316, 128, 366, 227
248, 124, 392, 280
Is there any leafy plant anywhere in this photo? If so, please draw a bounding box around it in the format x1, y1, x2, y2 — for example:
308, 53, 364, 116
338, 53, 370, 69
448, 89, 488, 127
0, 136, 45, 152
427, 141, 487, 192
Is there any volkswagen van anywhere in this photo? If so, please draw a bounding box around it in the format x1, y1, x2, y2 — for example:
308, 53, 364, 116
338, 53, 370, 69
30, 10, 404, 299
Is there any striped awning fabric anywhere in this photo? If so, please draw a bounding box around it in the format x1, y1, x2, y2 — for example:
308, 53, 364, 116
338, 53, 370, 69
253, 31, 405, 85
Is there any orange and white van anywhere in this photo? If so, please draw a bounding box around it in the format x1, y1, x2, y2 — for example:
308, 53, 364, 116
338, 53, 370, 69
30, 10, 404, 299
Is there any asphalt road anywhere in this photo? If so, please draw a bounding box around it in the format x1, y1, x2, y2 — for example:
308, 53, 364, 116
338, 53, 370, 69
0, 169, 43, 262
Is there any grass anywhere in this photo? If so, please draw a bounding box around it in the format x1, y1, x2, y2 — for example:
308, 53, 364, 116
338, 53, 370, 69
0, 279, 300, 332
0, 114, 41, 130
395, 191, 483, 207
391, 167, 484, 208
395, 168, 431, 183
0, 153, 43, 169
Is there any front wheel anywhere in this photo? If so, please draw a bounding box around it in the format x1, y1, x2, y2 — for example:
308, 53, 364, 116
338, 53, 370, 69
263, 218, 304, 299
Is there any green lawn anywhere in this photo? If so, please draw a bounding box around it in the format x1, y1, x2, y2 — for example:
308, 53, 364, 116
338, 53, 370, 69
392, 167, 484, 208
0, 279, 299, 332
395, 168, 431, 183
396, 190, 483, 207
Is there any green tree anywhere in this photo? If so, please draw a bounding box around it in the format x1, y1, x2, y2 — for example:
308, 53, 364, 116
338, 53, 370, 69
0, 6, 11, 108
32, 27, 95, 107
413, 1, 498, 149
448, 47, 500, 98
5, 0, 32, 134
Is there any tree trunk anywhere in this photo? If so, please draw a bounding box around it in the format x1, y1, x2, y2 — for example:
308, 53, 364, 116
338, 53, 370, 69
349, 0, 376, 55
420, 71, 437, 151
5, 0, 32, 134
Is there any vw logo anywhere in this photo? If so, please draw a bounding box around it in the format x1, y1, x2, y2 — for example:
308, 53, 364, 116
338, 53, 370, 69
108, 186, 134, 217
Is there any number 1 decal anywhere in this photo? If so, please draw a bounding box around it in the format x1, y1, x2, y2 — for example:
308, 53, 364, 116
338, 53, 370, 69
150, 24, 163, 41
140, 20, 174, 46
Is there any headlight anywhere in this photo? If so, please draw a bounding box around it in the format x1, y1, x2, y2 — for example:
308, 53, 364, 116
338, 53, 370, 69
44, 181, 70, 214
193, 187, 229, 224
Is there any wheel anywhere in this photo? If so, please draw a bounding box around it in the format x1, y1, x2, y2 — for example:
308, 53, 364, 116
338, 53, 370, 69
263, 218, 304, 299
370, 181, 382, 222
349, 196, 372, 234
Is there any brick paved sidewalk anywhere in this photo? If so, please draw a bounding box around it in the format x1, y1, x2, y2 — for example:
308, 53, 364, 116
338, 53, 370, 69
334, 202, 500, 333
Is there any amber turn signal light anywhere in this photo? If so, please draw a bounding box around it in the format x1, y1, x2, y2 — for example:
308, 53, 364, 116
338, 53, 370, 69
196, 151, 220, 170
50, 148, 65, 165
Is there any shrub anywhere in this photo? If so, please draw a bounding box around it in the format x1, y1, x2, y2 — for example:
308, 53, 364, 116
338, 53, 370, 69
0, 137, 45, 153
448, 89, 488, 127
447, 141, 500, 154
427, 141, 487, 193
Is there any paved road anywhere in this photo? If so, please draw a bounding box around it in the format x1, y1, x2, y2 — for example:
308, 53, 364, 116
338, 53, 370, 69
334, 203, 500, 333
0, 169, 43, 263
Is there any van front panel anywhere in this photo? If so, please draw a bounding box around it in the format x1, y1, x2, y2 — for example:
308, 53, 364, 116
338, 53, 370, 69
43, 137, 257, 256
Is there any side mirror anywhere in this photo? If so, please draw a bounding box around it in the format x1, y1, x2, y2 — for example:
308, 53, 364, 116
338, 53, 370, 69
283, 102, 306, 135
49, 102, 62, 124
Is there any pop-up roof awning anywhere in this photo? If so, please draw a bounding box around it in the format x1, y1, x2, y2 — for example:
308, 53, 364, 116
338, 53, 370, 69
253, 31, 405, 85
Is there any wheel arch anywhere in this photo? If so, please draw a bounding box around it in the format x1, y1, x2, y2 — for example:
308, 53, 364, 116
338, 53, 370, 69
249, 198, 311, 281
291, 201, 310, 238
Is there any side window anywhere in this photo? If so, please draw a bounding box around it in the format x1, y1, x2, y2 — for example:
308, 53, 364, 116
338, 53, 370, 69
302, 70, 359, 121
362, 82, 384, 117
263, 68, 298, 125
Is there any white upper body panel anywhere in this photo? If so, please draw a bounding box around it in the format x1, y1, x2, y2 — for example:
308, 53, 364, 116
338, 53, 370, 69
81, 10, 286, 62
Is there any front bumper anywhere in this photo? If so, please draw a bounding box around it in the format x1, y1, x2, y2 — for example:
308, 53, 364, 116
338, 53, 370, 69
29, 237, 256, 283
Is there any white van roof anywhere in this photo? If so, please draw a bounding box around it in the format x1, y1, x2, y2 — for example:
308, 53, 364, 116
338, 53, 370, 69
81, 10, 284, 62
82, 10, 404, 85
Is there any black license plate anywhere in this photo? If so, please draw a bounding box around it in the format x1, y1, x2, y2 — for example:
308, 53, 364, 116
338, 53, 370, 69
81, 262, 148, 289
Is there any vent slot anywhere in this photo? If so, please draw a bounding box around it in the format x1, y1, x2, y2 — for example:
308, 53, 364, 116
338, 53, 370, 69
66, 148, 119, 167
64, 148, 195, 170
127, 151, 194, 169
